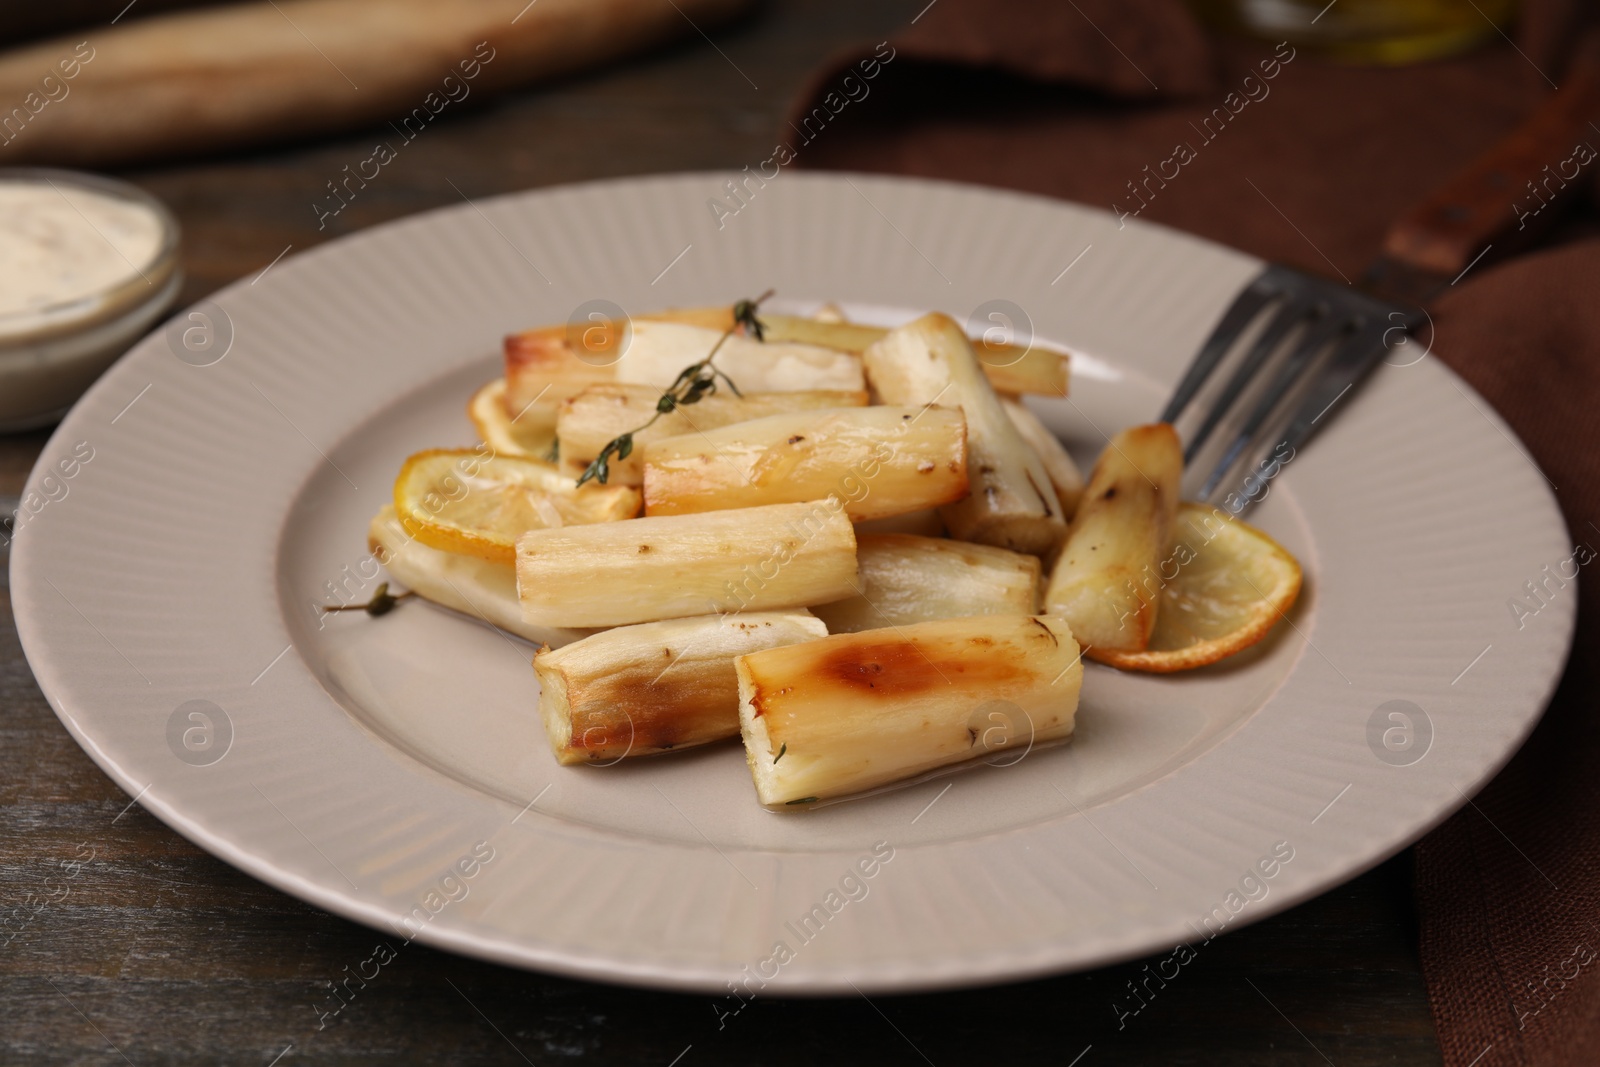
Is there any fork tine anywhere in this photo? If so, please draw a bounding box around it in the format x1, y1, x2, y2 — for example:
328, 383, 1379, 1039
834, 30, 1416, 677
1158, 266, 1289, 425
1198, 311, 1350, 502
1183, 295, 1319, 464
1268, 320, 1396, 464
1165, 265, 1424, 514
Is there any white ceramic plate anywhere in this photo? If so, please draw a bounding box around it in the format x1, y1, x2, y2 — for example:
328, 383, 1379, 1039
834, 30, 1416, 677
12, 173, 1574, 993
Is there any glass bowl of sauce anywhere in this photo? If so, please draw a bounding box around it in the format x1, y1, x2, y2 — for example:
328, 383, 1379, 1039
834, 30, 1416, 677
0, 168, 181, 431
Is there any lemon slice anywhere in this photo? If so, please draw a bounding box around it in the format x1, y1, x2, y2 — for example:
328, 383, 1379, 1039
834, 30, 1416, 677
1089, 503, 1302, 673
467, 379, 556, 459
394, 448, 640, 564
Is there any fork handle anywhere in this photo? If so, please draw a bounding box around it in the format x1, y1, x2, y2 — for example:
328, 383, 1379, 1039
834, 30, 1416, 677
1380, 39, 1600, 276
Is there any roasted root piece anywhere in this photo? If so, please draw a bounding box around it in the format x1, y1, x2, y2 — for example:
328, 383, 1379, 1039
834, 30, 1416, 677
809, 534, 1039, 634
640, 307, 1069, 396
862, 313, 1068, 558
366, 505, 592, 647
505, 319, 863, 418
516, 500, 858, 628
534, 611, 826, 765
1088, 503, 1303, 673
736, 614, 1083, 807
1043, 423, 1182, 655
617, 321, 864, 392
1000, 396, 1085, 520
503, 324, 617, 417
557, 384, 867, 486
641, 406, 968, 520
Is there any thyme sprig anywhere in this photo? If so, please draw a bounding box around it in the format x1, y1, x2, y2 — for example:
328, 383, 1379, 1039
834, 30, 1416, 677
323, 581, 413, 617
574, 291, 773, 488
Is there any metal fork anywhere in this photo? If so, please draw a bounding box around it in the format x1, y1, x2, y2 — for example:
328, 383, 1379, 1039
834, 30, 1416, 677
1159, 264, 1424, 515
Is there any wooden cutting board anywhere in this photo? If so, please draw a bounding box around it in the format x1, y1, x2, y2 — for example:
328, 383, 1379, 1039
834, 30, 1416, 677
0, 0, 752, 166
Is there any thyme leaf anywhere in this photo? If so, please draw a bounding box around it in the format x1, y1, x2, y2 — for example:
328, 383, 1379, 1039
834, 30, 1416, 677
323, 581, 414, 617
733, 296, 766, 341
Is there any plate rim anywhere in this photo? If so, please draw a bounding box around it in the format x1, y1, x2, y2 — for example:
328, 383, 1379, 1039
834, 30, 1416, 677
10, 169, 1577, 993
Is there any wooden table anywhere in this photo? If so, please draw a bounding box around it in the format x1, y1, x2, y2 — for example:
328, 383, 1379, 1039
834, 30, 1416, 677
0, 2, 1444, 1062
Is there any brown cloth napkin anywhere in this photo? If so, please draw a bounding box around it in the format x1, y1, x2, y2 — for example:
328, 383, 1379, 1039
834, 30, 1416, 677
788, 2, 1600, 1063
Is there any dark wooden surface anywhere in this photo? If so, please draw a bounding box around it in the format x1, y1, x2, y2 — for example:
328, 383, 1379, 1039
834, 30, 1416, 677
1, 1, 1443, 1062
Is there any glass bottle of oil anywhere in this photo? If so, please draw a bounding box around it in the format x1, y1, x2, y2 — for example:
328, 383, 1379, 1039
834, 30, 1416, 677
1189, 0, 1519, 64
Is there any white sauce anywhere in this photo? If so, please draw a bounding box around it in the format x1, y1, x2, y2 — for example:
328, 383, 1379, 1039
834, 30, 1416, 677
0, 177, 178, 429
0, 180, 163, 320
